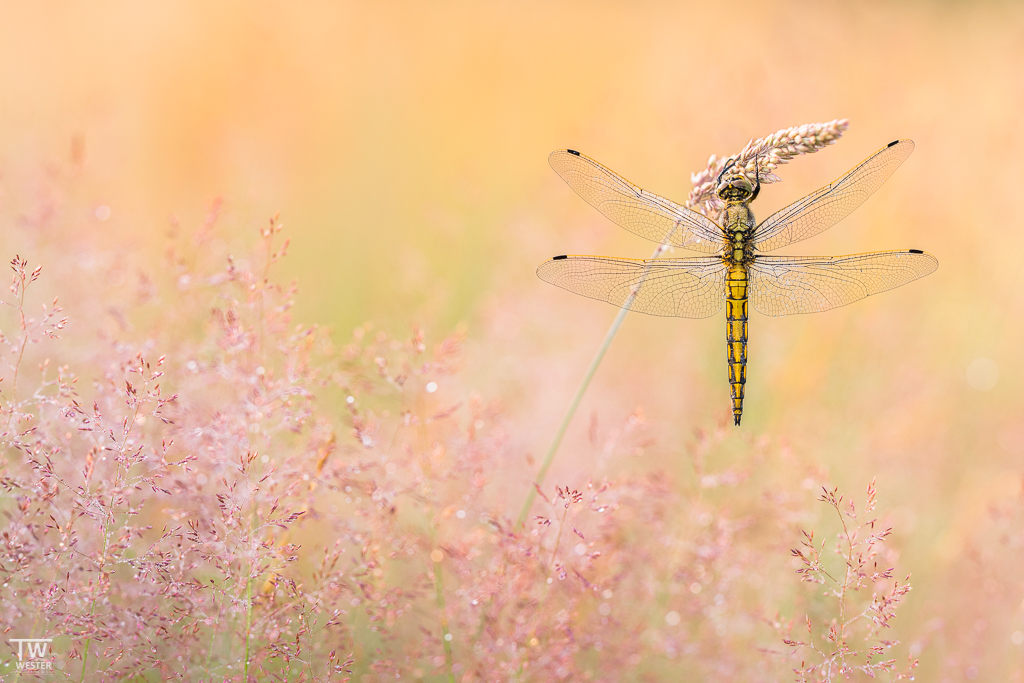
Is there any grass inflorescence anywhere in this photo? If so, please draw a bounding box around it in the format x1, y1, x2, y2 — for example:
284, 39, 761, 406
0, 140, 935, 682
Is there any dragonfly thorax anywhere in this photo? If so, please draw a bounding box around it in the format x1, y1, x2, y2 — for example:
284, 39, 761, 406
716, 169, 757, 262
720, 201, 756, 264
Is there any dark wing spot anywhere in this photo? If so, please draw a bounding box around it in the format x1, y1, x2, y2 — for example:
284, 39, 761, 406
908, 249, 923, 254
887, 140, 899, 147
553, 255, 568, 260
567, 149, 580, 156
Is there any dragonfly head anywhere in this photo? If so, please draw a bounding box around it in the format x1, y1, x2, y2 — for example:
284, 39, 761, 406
715, 155, 761, 202
715, 171, 755, 202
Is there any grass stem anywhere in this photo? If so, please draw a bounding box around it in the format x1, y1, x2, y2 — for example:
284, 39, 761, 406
517, 240, 671, 527
432, 555, 456, 683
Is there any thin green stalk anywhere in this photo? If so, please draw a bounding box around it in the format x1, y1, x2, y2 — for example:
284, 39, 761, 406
416, 383, 456, 683
432, 554, 456, 683
426, 493, 455, 682
81, 400, 140, 681
548, 505, 570, 568
5, 265, 28, 436
244, 570, 253, 682
203, 591, 223, 678
243, 455, 262, 683
517, 240, 672, 527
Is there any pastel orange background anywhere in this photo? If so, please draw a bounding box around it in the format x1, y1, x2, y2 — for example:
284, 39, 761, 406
1, 1, 1022, 678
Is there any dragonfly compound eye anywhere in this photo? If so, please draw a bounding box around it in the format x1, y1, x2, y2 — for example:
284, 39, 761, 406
716, 173, 754, 201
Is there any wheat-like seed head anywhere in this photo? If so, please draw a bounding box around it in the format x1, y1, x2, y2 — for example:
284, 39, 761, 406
686, 118, 850, 217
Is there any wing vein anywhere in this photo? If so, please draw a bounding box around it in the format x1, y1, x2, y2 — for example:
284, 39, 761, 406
749, 250, 938, 316
537, 255, 727, 318
753, 140, 915, 252
549, 150, 726, 253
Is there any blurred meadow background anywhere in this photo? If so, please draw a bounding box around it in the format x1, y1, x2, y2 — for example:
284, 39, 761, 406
1, 1, 1023, 681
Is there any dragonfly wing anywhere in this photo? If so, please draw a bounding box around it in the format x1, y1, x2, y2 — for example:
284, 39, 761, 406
537, 254, 726, 318
549, 150, 725, 254
749, 250, 938, 317
752, 140, 915, 252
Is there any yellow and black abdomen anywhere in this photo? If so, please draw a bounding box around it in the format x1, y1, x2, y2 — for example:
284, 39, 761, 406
725, 262, 749, 425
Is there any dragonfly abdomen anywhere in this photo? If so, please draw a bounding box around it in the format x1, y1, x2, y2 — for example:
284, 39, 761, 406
725, 263, 749, 426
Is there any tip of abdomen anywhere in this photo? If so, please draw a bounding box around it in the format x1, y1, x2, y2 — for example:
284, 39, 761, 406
733, 413, 742, 426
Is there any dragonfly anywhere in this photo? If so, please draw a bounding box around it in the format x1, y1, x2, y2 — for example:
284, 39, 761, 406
537, 140, 937, 426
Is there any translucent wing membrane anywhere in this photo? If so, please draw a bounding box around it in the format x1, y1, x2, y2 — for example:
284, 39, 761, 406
749, 250, 938, 317
549, 150, 725, 254
752, 140, 915, 252
536, 255, 727, 318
